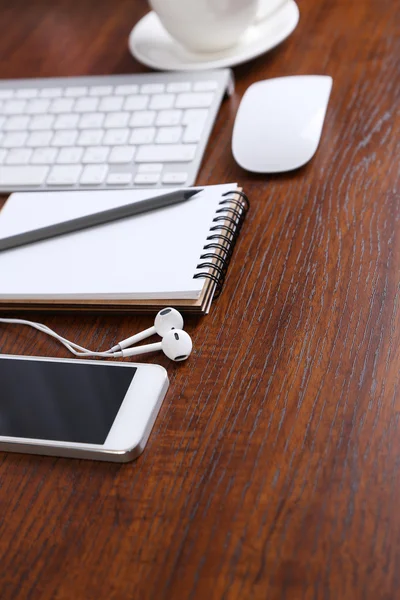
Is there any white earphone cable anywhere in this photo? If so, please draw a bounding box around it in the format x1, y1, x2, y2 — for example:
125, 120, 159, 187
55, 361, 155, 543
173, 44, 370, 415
0, 318, 115, 358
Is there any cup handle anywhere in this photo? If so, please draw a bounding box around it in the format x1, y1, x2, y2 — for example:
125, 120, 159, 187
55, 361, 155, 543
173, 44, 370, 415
255, 0, 287, 24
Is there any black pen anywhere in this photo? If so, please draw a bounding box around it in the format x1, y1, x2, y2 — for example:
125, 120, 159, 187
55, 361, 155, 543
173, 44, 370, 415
0, 188, 203, 252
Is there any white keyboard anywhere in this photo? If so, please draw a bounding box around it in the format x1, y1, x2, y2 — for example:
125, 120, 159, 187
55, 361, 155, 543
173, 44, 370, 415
0, 70, 234, 192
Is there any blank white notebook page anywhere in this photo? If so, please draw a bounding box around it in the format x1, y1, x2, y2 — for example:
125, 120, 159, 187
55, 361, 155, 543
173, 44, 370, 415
0, 184, 236, 300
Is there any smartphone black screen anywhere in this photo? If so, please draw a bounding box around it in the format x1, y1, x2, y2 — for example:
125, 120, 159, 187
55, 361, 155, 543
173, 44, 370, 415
0, 358, 136, 444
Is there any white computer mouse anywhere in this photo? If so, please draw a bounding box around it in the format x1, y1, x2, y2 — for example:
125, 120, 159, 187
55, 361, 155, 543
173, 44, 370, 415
232, 75, 333, 173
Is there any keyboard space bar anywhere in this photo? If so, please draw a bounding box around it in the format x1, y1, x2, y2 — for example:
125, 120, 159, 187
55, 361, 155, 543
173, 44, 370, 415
0, 166, 49, 187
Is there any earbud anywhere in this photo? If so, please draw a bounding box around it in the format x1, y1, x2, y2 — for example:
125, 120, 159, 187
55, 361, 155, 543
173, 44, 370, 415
114, 329, 192, 362
111, 307, 184, 353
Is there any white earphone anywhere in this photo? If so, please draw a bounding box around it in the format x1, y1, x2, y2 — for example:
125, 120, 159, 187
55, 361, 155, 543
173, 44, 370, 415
111, 307, 184, 352
114, 329, 192, 361
0, 308, 192, 363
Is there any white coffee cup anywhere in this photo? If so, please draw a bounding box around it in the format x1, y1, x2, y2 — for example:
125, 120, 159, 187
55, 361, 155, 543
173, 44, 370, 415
148, 0, 261, 53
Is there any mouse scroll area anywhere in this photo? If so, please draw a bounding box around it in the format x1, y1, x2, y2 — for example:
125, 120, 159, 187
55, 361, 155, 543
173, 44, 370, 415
232, 75, 333, 173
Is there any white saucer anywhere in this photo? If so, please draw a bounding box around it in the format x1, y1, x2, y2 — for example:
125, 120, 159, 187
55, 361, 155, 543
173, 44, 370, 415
128, 0, 300, 72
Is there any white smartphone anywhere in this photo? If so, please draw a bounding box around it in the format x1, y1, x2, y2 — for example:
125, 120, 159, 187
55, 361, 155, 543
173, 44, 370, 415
0, 354, 169, 462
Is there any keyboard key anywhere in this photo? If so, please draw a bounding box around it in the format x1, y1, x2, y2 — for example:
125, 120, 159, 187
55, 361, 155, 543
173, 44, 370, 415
2, 132, 28, 147
183, 123, 204, 143
56, 147, 83, 164
82, 146, 109, 163
29, 115, 55, 130
89, 86, 113, 96
27, 130, 54, 147
5, 148, 32, 165
103, 128, 129, 145
98, 96, 124, 112
104, 112, 129, 128
134, 173, 160, 185
106, 173, 132, 185
155, 110, 183, 127
47, 165, 82, 185
138, 163, 163, 173
176, 92, 214, 109
182, 108, 208, 126
136, 144, 197, 163
80, 164, 108, 184
149, 94, 175, 110
31, 147, 58, 164
3, 100, 27, 115
0, 90, 14, 99
0, 165, 48, 186
162, 172, 188, 184
123, 95, 149, 111
51, 130, 78, 147
39, 88, 62, 98
156, 110, 183, 127
0, 149, 7, 163
141, 83, 164, 94
78, 113, 105, 129
193, 80, 218, 92
49, 98, 75, 113
26, 99, 51, 114
130, 128, 155, 145
129, 111, 156, 127
65, 86, 88, 97
4, 116, 30, 131
156, 126, 182, 144
74, 97, 99, 112
115, 84, 139, 95
15, 88, 38, 98
108, 146, 136, 164
166, 82, 191, 93
77, 129, 104, 146
54, 114, 79, 130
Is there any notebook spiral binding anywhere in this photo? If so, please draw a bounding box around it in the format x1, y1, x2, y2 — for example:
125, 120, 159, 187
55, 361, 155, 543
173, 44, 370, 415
193, 190, 250, 298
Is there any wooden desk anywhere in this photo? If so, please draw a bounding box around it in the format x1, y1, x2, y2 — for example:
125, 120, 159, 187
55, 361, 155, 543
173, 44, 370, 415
0, 1, 398, 598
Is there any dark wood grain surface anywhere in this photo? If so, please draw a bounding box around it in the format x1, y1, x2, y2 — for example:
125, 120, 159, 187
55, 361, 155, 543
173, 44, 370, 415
0, 0, 399, 598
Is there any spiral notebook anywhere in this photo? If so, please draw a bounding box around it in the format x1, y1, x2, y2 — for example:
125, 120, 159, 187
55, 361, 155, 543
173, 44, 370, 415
0, 184, 248, 314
